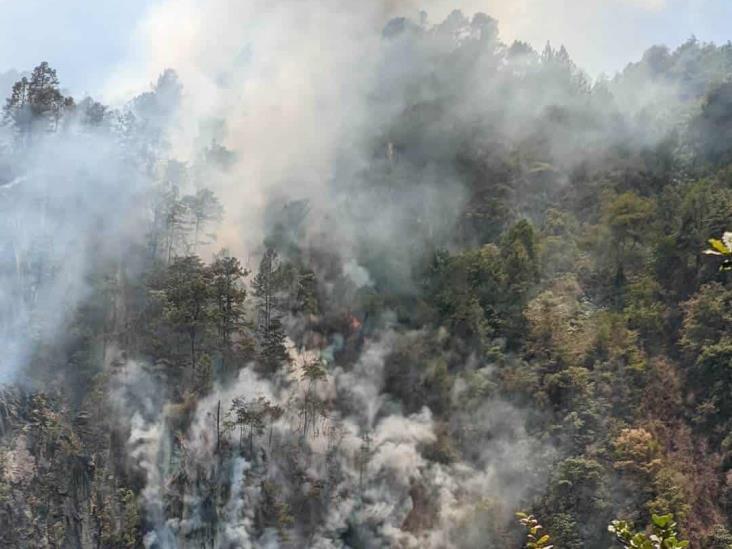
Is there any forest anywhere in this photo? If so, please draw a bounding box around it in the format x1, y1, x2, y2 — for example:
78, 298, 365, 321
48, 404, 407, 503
0, 8, 731, 549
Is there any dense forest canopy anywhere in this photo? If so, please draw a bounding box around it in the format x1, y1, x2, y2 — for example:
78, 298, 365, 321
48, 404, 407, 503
0, 8, 731, 549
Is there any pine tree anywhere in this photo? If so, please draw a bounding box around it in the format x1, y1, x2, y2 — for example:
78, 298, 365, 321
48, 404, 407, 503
3, 77, 31, 135
182, 188, 223, 251
209, 253, 248, 365
252, 248, 289, 371
155, 256, 212, 374
27, 62, 67, 132
3, 62, 72, 142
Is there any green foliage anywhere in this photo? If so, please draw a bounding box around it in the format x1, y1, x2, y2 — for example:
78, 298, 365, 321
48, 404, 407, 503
704, 231, 732, 271
502, 220, 541, 294
608, 513, 689, 549
705, 524, 732, 548
624, 276, 669, 350
3, 61, 72, 138
252, 248, 290, 371
425, 244, 505, 348
541, 457, 611, 546
525, 275, 592, 365
209, 253, 249, 350
681, 282, 732, 433
5, 19, 732, 549
605, 193, 655, 247
154, 255, 212, 369
227, 396, 267, 453
516, 513, 554, 549
383, 332, 454, 415
694, 82, 732, 165
117, 488, 142, 548
603, 191, 655, 299
424, 227, 541, 350
544, 513, 583, 549
681, 282, 732, 353
182, 188, 224, 249
257, 480, 294, 539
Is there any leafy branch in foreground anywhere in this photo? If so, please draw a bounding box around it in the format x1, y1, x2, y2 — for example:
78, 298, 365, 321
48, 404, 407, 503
516, 513, 553, 549
608, 513, 689, 549
704, 231, 732, 271
517, 512, 690, 549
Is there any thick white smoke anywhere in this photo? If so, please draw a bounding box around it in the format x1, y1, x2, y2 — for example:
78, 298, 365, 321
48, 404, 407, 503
0, 2, 698, 547
0, 127, 153, 381
115, 333, 551, 547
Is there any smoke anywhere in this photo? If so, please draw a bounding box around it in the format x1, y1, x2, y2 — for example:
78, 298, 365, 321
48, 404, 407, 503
0, 125, 153, 381
219, 457, 254, 547
116, 334, 551, 547
100, 0, 686, 278
0, 3, 713, 548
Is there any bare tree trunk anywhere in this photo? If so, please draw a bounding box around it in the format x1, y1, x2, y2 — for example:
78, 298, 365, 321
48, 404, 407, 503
190, 331, 196, 372
0, 394, 7, 437
194, 218, 200, 252
216, 400, 221, 454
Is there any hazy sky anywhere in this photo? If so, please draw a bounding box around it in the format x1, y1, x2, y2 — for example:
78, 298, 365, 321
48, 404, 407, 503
0, 0, 730, 100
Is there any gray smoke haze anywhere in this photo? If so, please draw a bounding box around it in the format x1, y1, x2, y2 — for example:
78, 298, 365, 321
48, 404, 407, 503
115, 335, 552, 547
107, 0, 686, 270
0, 3, 719, 548
0, 123, 151, 381
0, 64, 201, 382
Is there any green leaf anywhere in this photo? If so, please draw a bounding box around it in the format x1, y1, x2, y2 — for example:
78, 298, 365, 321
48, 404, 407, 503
652, 513, 673, 528
708, 238, 730, 254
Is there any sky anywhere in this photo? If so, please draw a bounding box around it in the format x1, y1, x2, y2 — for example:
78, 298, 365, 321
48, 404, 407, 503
0, 0, 730, 101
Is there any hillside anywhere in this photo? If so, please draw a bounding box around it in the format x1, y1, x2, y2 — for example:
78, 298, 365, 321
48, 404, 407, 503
0, 10, 731, 549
